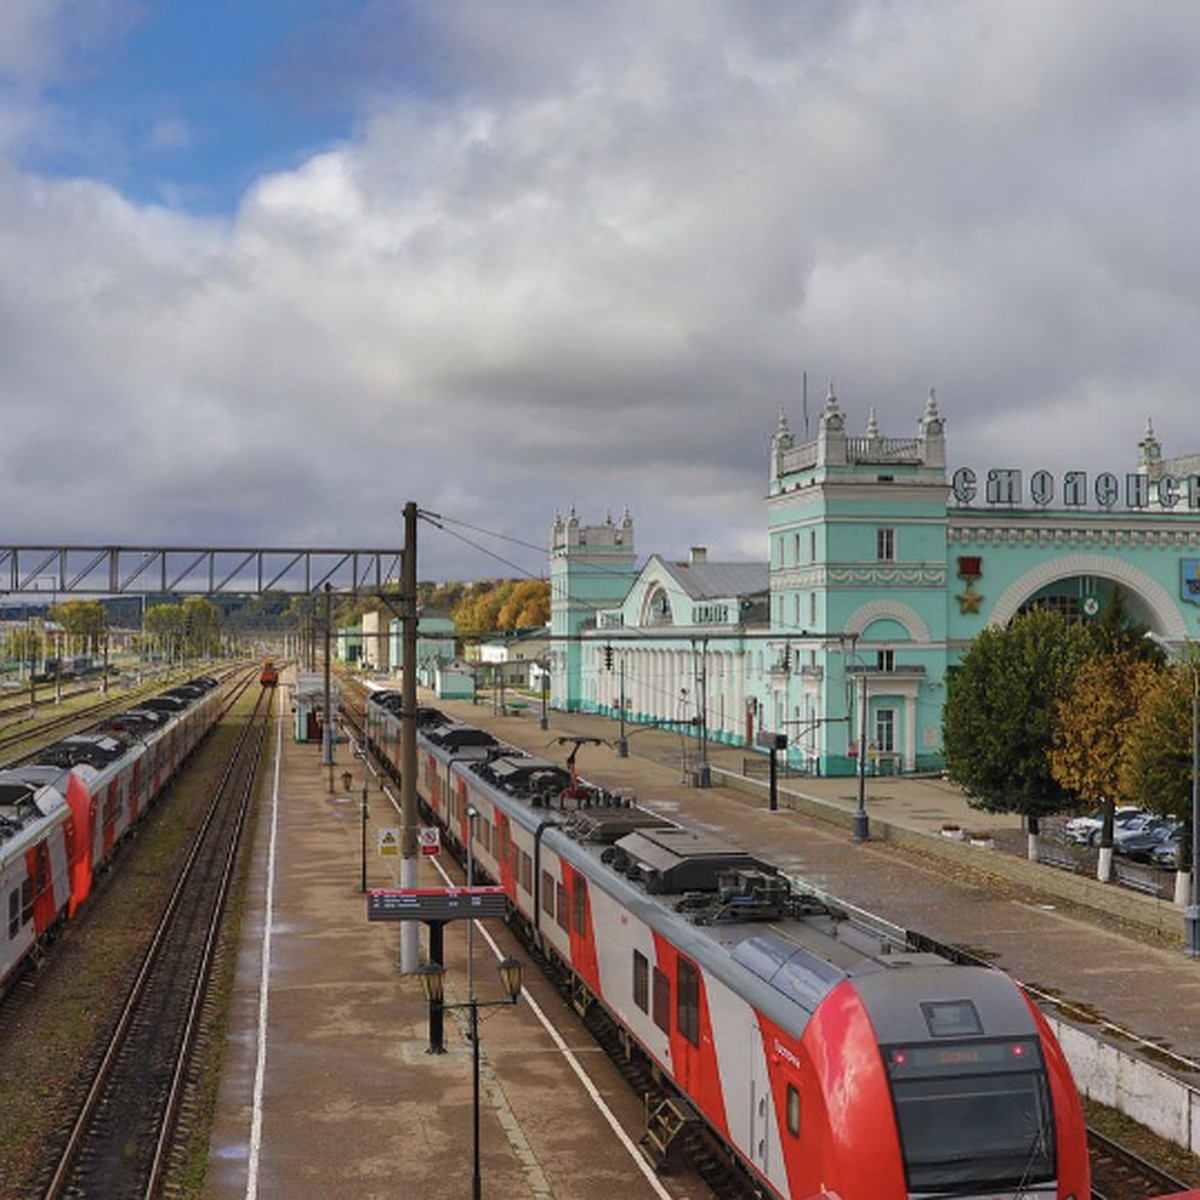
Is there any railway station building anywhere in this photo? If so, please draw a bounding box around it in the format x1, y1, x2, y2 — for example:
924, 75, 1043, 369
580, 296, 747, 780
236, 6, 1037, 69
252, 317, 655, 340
548, 389, 1200, 776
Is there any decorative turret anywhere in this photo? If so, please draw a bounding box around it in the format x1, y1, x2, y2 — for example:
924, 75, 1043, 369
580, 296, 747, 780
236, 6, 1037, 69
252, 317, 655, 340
1138, 417, 1163, 474
918, 388, 946, 469
771, 406, 794, 480
816, 383, 847, 466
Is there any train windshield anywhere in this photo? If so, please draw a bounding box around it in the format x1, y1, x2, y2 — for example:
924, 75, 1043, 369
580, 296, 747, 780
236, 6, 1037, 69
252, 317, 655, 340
885, 1038, 1055, 1193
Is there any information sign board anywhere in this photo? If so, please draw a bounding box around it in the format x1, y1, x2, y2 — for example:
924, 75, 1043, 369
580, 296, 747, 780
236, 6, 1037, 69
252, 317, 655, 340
755, 731, 788, 751
367, 886, 509, 923
419, 826, 440, 856
378, 828, 400, 857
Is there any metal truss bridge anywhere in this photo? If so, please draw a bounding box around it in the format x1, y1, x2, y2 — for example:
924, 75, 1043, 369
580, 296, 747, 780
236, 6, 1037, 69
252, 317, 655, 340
0, 545, 403, 597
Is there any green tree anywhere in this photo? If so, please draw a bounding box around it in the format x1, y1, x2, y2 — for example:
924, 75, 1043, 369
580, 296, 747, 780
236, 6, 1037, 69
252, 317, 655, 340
181, 596, 223, 659
3, 625, 43, 667
145, 603, 185, 663
1048, 648, 1160, 867
52, 599, 109, 655
1122, 658, 1197, 877
943, 609, 1094, 836
1122, 660, 1196, 818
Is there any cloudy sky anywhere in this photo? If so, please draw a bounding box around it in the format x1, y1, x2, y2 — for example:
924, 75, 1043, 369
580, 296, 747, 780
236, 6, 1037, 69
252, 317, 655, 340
2, 0, 1198, 582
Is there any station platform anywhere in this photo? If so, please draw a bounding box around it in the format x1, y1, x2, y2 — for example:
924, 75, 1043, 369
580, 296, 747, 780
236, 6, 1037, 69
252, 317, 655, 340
205, 681, 1200, 1199
203, 685, 710, 1200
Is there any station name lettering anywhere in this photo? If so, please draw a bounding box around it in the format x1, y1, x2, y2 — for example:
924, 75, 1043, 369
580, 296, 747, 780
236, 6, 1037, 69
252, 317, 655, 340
951, 468, 1200, 511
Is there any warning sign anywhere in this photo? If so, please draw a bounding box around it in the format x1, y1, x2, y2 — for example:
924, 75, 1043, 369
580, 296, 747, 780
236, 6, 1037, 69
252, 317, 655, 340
378, 827, 400, 857
419, 826, 440, 857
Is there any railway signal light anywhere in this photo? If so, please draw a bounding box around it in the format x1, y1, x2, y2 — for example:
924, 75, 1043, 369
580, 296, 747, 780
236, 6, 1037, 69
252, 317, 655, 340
604, 644, 613, 670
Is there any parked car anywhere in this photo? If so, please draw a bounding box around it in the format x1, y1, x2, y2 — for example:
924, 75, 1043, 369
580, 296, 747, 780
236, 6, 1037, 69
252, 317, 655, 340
1109, 811, 1159, 850
1064, 805, 1143, 846
1152, 830, 1187, 870
1117, 817, 1182, 862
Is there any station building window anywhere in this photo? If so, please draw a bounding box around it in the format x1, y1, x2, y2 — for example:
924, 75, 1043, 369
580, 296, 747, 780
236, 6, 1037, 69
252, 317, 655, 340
876, 708, 896, 753
877, 528, 895, 562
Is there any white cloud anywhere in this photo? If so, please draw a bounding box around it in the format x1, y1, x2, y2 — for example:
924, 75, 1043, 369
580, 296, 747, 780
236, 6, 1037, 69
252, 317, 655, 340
3, 0, 1200, 579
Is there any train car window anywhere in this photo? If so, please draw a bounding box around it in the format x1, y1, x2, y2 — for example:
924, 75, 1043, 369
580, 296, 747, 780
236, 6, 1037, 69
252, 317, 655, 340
555, 882, 569, 931
885, 1038, 1054, 1192
786, 1085, 801, 1137
572, 875, 587, 936
541, 872, 555, 916
677, 958, 700, 1047
8, 889, 18, 938
20, 877, 33, 925
920, 999, 982, 1038
633, 950, 649, 1012
520, 851, 533, 895
652, 967, 671, 1034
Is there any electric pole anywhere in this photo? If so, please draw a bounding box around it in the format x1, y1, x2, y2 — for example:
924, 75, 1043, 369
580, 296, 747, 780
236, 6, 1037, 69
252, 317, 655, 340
399, 501, 419, 972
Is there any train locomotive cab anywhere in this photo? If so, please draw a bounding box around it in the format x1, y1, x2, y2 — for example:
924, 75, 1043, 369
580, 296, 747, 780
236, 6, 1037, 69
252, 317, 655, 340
260, 659, 279, 688
853, 967, 1088, 1199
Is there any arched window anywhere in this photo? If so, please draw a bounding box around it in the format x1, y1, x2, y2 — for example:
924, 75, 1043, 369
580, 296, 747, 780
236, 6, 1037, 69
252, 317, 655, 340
645, 587, 674, 626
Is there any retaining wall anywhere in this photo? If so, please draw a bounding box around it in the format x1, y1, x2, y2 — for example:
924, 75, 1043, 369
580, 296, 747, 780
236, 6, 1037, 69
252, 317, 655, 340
712, 765, 1200, 1153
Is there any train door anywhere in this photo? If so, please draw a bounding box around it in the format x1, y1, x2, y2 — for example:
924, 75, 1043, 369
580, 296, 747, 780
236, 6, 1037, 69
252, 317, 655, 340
748, 1024, 771, 1178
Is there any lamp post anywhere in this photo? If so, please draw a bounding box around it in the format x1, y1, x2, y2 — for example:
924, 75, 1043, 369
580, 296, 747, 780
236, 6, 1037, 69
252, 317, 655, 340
341, 758, 370, 893
465, 804, 478, 1001
617, 655, 628, 757
1144, 632, 1199, 958
854, 668, 869, 843
417, 956, 524, 1200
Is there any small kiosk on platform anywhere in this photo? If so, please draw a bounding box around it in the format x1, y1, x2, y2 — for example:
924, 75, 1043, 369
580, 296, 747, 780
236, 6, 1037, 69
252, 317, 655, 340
291, 672, 340, 744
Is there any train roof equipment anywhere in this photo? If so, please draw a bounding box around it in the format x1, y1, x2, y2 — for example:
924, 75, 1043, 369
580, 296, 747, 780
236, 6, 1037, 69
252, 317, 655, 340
34, 733, 134, 770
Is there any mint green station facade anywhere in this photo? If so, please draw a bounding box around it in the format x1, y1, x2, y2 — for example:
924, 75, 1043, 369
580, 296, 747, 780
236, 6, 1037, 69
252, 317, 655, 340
549, 390, 1200, 777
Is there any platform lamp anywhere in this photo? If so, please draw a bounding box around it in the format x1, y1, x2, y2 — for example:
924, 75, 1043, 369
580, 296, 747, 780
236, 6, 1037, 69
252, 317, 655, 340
1144, 631, 1199, 958
418, 956, 525, 1200
341, 763, 369, 893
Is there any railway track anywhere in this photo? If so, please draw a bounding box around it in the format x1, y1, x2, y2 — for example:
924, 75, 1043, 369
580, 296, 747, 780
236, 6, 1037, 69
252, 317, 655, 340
0, 682, 97, 726
38, 676, 269, 1199
1088, 1128, 1191, 1200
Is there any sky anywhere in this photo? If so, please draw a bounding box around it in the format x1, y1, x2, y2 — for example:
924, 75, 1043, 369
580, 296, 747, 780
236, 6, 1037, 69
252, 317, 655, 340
2, 0, 1200, 584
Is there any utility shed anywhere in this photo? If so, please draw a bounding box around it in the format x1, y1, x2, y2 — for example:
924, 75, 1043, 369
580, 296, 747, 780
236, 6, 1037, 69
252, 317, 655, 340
292, 672, 340, 743
434, 659, 475, 701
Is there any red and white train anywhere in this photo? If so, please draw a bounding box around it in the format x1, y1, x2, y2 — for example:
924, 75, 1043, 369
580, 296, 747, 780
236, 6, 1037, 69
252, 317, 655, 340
367, 692, 1091, 1200
0, 676, 223, 996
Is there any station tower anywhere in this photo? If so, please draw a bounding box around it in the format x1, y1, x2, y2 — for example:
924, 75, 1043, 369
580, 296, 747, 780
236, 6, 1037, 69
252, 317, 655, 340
549, 508, 637, 711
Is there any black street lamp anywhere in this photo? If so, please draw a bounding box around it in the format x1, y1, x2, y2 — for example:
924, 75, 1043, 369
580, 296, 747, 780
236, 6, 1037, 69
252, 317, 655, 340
417, 956, 525, 1200
854, 668, 869, 843
341, 764, 369, 893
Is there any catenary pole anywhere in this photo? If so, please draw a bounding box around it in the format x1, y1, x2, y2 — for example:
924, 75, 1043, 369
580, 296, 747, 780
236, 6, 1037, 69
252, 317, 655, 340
399, 501, 420, 972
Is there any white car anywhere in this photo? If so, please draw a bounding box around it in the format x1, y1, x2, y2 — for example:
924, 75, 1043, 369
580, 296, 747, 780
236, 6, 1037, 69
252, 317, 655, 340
1064, 805, 1143, 846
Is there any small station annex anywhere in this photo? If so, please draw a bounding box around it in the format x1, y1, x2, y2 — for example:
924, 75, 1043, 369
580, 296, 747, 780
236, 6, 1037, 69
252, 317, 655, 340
548, 390, 1200, 776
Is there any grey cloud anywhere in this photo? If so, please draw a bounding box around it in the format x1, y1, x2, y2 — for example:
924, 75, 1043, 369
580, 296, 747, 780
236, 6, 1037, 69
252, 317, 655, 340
3, 1, 1200, 578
